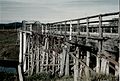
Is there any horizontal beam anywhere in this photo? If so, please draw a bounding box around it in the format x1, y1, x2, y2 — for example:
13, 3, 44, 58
50, 12, 119, 24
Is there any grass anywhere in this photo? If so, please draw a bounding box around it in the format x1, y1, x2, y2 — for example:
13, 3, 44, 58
0, 31, 19, 59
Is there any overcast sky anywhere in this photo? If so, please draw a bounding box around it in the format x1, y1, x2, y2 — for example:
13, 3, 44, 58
0, 0, 119, 23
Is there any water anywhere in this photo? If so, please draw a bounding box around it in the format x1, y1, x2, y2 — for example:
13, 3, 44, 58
0, 66, 16, 73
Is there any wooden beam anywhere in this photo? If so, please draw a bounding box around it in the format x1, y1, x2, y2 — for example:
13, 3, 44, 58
69, 52, 96, 74
100, 52, 119, 66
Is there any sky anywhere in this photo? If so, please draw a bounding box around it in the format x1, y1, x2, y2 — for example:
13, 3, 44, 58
0, 0, 119, 23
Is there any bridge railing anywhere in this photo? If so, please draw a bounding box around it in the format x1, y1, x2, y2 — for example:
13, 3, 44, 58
44, 12, 119, 39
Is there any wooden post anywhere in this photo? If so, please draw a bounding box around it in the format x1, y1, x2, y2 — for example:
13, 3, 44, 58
77, 20, 80, 43
65, 43, 69, 76
22, 20, 27, 73
27, 36, 30, 75
55, 24, 57, 34
45, 25, 47, 34
42, 25, 44, 34
85, 17, 90, 81
30, 37, 34, 75
101, 58, 106, 73
77, 20, 80, 35
101, 51, 109, 75
65, 22, 67, 37
60, 23, 62, 35
106, 60, 109, 75
118, 11, 120, 81
96, 15, 102, 73
60, 44, 67, 76
30, 24, 32, 31
23, 32, 27, 72
57, 39, 61, 72
74, 56, 77, 81
18, 31, 23, 81
69, 21, 72, 40
52, 51, 56, 74
85, 51, 90, 81
40, 38, 47, 72
74, 47, 79, 81
79, 49, 83, 77
36, 38, 40, 73
46, 38, 49, 72
115, 65, 119, 76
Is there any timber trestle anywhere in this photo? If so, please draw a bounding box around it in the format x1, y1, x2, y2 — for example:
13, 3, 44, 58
18, 12, 120, 81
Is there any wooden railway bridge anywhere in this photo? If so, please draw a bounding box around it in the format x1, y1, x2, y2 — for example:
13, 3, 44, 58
18, 12, 120, 81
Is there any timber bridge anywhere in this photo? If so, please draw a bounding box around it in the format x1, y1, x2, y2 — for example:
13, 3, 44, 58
18, 11, 120, 81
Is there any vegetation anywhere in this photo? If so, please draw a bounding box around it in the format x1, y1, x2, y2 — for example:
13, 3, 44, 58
0, 72, 18, 81
25, 72, 55, 81
0, 31, 19, 59
25, 72, 118, 81
0, 22, 22, 29
0, 26, 19, 81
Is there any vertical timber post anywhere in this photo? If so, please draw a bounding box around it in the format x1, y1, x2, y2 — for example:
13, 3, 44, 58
30, 35, 34, 75
74, 47, 79, 81
40, 37, 47, 72
77, 20, 80, 42
36, 37, 40, 73
18, 31, 23, 81
118, 11, 120, 81
42, 24, 44, 34
23, 21, 27, 72
65, 22, 67, 38
46, 39, 49, 72
77, 20, 80, 35
60, 23, 62, 35
65, 43, 69, 76
96, 15, 102, 73
69, 21, 72, 40
27, 36, 30, 76
23, 32, 27, 72
45, 24, 47, 34
52, 50, 56, 74
60, 43, 67, 76
106, 60, 109, 75
85, 17, 90, 81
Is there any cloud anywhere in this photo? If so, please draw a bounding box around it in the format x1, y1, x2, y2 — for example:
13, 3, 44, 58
64, 0, 118, 7
0, 0, 119, 23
